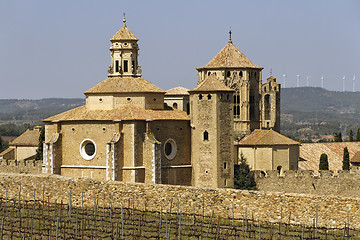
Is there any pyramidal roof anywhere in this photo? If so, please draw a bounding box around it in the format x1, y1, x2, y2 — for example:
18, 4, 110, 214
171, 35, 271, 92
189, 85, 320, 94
198, 41, 263, 69
84, 77, 165, 94
165, 86, 190, 96
237, 129, 300, 146
189, 75, 234, 92
110, 20, 138, 41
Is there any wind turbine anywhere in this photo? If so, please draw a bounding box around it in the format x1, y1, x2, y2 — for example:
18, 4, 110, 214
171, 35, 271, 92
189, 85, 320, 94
321, 76, 324, 89
296, 74, 300, 87
282, 74, 286, 88
342, 76, 346, 92
353, 74, 356, 92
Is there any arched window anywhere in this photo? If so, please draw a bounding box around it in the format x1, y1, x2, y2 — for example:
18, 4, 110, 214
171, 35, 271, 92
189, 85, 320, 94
203, 131, 209, 141
207, 94, 212, 100
199, 94, 203, 100
227, 71, 231, 77
239, 71, 243, 77
172, 102, 178, 109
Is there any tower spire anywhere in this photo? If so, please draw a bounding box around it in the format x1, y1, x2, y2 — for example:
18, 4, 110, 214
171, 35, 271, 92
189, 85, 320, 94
123, 13, 126, 27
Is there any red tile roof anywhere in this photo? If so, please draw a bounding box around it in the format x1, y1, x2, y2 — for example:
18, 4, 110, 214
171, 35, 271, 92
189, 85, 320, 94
236, 129, 300, 146
197, 41, 263, 70
43, 105, 189, 122
84, 77, 165, 94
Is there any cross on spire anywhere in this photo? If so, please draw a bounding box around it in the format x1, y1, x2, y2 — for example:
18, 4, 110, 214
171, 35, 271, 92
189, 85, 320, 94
228, 29, 232, 43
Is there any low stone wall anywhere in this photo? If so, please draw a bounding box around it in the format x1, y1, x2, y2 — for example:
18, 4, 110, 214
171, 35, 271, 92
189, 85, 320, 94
0, 173, 359, 229
0, 159, 42, 174
254, 170, 360, 198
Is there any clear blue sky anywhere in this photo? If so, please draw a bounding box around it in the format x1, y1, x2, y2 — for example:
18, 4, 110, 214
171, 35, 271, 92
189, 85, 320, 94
0, 0, 359, 99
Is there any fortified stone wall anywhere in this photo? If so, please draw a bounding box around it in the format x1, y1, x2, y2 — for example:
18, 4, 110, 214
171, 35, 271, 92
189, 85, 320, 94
0, 159, 42, 174
255, 169, 360, 198
0, 173, 359, 229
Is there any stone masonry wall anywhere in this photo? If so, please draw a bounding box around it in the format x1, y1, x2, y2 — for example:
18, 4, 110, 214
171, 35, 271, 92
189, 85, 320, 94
0, 159, 42, 174
255, 170, 360, 198
0, 173, 359, 229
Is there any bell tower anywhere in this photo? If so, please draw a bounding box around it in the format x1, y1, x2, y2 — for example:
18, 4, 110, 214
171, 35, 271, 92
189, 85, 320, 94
108, 15, 142, 77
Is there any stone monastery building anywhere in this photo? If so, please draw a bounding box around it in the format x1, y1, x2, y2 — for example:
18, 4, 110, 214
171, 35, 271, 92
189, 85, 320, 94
43, 18, 287, 188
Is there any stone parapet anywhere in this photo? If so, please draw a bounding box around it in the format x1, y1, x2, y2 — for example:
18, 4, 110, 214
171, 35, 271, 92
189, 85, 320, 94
254, 170, 360, 198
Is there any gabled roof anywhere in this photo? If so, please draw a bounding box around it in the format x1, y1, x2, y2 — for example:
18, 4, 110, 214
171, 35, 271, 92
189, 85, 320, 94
197, 41, 263, 70
189, 75, 234, 93
110, 23, 138, 41
165, 86, 190, 96
351, 151, 360, 163
43, 105, 190, 122
84, 77, 165, 94
9, 129, 40, 147
236, 129, 300, 146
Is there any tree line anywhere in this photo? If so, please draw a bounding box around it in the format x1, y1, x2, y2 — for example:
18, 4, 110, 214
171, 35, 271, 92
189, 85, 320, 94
333, 128, 360, 142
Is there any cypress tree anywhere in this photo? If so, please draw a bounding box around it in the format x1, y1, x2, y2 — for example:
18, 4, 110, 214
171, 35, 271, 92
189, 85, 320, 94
0, 136, 5, 152
343, 147, 350, 170
35, 127, 45, 160
234, 154, 256, 190
349, 129, 354, 142
333, 132, 342, 142
357, 128, 360, 142
319, 153, 329, 170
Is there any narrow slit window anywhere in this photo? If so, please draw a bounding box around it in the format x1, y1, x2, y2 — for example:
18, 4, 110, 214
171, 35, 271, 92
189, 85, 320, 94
124, 60, 128, 72
203, 131, 209, 141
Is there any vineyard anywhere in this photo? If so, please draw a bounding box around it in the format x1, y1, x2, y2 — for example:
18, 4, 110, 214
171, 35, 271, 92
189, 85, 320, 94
0, 189, 359, 239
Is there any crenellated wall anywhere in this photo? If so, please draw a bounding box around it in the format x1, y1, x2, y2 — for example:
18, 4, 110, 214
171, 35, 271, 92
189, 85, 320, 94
254, 169, 360, 198
0, 159, 42, 174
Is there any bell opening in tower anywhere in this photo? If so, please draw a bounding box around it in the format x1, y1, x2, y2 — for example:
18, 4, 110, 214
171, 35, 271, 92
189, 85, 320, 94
124, 60, 128, 72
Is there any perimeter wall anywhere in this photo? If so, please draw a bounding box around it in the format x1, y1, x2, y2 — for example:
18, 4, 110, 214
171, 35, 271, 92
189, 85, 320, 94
254, 169, 360, 198
0, 173, 359, 229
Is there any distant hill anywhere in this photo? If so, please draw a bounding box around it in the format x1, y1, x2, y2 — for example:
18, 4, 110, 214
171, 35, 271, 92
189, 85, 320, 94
0, 98, 85, 125
281, 87, 360, 141
0, 88, 358, 142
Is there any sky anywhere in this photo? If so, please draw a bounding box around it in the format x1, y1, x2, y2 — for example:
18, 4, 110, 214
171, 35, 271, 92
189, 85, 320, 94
0, 0, 359, 99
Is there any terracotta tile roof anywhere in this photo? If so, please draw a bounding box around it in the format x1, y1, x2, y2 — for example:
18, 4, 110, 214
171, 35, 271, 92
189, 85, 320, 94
43, 105, 190, 122
299, 142, 360, 171
189, 75, 234, 92
9, 129, 40, 146
236, 129, 300, 146
84, 77, 165, 94
351, 151, 360, 163
165, 86, 189, 96
350, 151, 360, 162
197, 41, 263, 70
110, 24, 138, 41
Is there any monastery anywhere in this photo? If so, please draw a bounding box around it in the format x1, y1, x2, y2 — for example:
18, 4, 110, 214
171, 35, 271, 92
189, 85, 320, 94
42, 17, 299, 188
